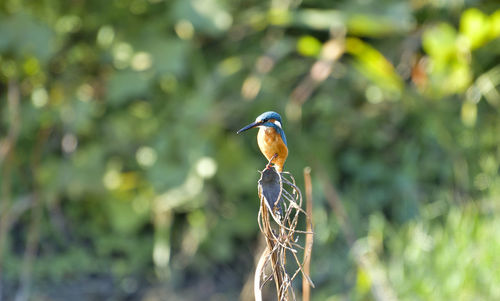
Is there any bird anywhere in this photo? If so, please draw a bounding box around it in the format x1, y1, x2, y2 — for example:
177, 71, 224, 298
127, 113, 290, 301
237, 111, 288, 173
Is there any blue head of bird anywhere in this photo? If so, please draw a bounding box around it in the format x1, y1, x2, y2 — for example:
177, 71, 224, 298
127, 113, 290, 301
237, 111, 288, 172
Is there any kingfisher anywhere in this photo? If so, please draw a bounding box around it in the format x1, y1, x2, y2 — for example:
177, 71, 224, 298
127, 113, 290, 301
237, 111, 288, 173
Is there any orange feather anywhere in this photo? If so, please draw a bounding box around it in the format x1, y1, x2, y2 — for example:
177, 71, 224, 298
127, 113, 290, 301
257, 126, 288, 172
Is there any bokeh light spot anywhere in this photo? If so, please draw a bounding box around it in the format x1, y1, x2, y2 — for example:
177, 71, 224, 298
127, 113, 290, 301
77, 84, 94, 102
136, 146, 158, 167
31, 87, 48, 108
112, 42, 133, 69
196, 157, 217, 179
241, 76, 261, 100
175, 19, 194, 40
97, 25, 115, 48
61, 133, 78, 154
103, 169, 122, 190
131, 52, 153, 71
297, 35, 322, 57
217, 56, 242, 76
56, 15, 82, 33
23, 57, 40, 75
366, 85, 384, 104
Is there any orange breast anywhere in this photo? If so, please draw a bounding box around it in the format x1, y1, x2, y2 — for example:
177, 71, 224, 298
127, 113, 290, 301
257, 127, 288, 172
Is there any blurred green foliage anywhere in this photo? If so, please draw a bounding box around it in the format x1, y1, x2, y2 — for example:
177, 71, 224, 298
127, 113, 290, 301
0, 0, 499, 300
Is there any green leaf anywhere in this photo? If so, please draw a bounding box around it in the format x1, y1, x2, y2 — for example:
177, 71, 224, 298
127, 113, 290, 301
346, 37, 403, 94
422, 22, 457, 61
460, 8, 490, 50
107, 70, 151, 105
171, 0, 232, 37
0, 13, 55, 62
296, 35, 322, 57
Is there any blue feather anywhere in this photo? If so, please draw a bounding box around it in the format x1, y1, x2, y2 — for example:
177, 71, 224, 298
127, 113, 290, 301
256, 111, 287, 146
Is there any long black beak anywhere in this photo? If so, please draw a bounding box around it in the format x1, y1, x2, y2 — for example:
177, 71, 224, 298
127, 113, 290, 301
237, 121, 261, 134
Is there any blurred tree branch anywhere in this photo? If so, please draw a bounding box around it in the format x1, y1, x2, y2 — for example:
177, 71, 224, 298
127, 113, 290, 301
15, 128, 51, 301
0, 79, 21, 301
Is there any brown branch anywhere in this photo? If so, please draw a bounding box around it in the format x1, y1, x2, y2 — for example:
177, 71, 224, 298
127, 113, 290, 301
260, 198, 285, 300
255, 163, 314, 301
302, 167, 314, 301
253, 246, 269, 301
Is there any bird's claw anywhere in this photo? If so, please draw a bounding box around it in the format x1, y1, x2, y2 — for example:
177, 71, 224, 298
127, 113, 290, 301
265, 153, 279, 171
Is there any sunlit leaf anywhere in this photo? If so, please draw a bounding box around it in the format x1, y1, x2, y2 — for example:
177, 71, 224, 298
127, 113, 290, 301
297, 35, 322, 57
489, 9, 500, 39
344, 2, 414, 36
422, 23, 457, 61
345, 37, 403, 94
460, 8, 490, 50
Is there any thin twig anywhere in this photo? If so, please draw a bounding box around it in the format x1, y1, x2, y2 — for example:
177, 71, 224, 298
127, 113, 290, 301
260, 198, 285, 300
302, 167, 314, 301
254, 247, 269, 301
255, 161, 314, 301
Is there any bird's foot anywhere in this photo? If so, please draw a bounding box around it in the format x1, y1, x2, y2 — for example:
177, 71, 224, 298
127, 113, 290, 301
265, 153, 279, 171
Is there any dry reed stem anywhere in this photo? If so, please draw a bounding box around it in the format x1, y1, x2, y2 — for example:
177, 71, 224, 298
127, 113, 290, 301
302, 167, 314, 301
254, 247, 269, 301
255, 162, 314, 301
